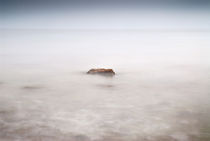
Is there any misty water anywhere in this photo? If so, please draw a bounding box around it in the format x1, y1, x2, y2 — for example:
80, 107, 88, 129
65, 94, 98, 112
0, 30, 210, 141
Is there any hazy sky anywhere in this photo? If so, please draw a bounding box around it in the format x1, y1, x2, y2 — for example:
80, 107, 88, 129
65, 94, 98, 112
1, 0, 210, 29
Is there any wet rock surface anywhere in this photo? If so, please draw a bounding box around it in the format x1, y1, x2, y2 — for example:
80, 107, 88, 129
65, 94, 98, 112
87, 68, 115, 76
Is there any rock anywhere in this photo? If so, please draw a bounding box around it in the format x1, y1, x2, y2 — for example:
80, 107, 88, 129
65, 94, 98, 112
87, 68, 115, 76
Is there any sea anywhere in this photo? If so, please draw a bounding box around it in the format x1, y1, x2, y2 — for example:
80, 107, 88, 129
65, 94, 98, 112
0, 29, 210, 141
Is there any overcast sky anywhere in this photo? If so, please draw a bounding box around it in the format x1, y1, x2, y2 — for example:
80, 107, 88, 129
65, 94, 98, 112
1, 0, 210, 29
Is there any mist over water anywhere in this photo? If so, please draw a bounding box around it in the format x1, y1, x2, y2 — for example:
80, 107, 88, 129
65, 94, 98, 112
0, 29, 210, 141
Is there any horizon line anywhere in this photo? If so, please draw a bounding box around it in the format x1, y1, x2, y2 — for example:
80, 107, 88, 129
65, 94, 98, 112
1, 28, 210, 32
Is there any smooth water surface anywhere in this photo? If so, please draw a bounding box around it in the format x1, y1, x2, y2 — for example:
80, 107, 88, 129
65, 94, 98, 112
0, 30, 210, 141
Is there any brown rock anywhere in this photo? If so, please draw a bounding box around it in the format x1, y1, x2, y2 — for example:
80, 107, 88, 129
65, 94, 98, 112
87, 68, 115, 76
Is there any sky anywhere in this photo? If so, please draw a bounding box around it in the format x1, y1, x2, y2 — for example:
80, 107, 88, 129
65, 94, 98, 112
1, 0, 210, 29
